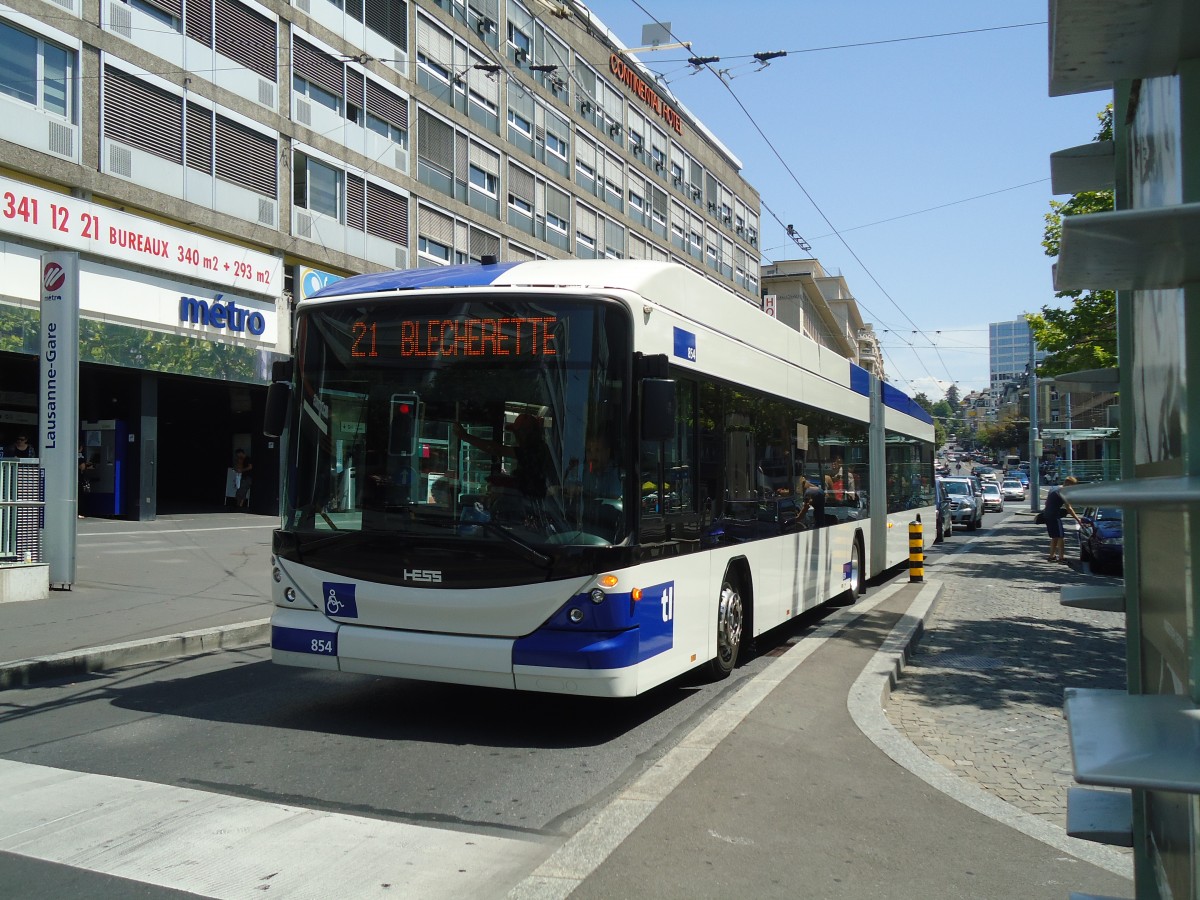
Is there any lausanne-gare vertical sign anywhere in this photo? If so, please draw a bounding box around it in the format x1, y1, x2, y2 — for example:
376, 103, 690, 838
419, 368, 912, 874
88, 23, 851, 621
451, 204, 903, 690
40, 251, 79, 587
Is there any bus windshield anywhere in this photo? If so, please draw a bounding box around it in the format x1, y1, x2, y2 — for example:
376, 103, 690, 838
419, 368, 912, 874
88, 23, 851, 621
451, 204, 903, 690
282, 295, 631, 552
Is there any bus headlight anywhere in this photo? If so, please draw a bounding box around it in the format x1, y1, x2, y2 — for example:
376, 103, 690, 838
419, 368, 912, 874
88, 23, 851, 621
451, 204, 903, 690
590, 588, 606, 604
273, 568, 282, 583
284, 587, 297, 603
568, 607, 584, 623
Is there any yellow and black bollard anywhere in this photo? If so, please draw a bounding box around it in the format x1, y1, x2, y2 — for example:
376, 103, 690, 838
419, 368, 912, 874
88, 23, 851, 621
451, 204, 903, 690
909, 516, 924, 583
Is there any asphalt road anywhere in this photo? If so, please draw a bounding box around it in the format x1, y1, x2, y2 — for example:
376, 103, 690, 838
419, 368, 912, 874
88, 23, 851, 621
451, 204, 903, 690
0, 599, 846, 898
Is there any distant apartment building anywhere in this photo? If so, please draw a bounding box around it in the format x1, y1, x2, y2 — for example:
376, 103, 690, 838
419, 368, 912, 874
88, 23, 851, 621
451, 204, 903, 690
0, 0, 762, 517
760, 258, 884, 379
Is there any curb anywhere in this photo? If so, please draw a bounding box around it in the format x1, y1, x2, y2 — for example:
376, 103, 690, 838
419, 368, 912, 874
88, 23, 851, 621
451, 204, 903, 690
0, 619, 271, 689
847, 580, 1134, 880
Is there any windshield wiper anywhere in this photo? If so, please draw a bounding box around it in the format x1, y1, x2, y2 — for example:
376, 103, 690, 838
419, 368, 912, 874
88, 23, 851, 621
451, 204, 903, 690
478, 520, 553, 568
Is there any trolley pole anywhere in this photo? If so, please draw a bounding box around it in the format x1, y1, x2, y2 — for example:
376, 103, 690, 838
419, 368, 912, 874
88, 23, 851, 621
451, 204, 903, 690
908, 517, 924, 583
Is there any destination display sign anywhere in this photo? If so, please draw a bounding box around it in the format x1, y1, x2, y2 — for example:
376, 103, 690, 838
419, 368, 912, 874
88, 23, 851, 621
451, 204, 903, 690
350, 316, 559, 359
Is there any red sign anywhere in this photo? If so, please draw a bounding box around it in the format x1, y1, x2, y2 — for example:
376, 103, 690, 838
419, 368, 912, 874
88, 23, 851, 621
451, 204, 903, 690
43, 262, 66, 292
610, 54, 684, 135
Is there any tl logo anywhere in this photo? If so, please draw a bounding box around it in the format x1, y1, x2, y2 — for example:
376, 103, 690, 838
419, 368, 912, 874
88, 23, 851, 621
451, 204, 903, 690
660, 586, 674, 623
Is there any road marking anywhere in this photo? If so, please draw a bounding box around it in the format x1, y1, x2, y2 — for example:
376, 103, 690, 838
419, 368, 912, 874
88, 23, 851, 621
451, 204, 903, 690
0, 758, 549, 900
78, 525, 277, 539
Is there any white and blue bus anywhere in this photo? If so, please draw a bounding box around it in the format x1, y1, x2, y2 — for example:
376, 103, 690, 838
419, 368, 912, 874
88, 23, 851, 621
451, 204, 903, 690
264, 260, 935, 697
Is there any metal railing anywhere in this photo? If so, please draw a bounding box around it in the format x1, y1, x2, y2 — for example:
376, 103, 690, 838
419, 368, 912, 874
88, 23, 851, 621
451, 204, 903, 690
1049, 459, 1121, 484
0, 459, 44, 562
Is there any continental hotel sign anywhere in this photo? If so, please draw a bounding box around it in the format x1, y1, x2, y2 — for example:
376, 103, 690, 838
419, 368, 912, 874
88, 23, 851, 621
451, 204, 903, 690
610, 54, 683, 135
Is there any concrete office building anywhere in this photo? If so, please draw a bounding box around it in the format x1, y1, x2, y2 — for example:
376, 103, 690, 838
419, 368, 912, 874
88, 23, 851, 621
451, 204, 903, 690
0, 0, 762, 518
760, 258, 884, 380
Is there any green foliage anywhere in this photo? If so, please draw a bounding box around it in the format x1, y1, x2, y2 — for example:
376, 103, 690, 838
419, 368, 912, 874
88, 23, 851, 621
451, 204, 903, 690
976, 413, 1027, 456
1034, 104, 1116, 379
0, 302, 268, 384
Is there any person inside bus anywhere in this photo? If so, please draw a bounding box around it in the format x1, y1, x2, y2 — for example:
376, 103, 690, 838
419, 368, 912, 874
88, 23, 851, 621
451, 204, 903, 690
454, 414, 554, 529
825, 458, 847, 502
799, 476, 826, 529
578, 433, 622, 499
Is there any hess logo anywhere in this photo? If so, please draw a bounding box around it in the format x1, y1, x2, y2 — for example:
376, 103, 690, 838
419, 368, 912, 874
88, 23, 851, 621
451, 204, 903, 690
43, 263, 66, 292
404, 569, 442, 583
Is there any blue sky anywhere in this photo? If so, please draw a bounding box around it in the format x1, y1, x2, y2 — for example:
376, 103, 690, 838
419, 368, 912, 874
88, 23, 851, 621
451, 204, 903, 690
593, 1, 1108, 398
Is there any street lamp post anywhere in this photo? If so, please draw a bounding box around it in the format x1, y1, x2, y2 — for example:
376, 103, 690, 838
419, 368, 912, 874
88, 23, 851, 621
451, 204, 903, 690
1029, 328, 1040, 512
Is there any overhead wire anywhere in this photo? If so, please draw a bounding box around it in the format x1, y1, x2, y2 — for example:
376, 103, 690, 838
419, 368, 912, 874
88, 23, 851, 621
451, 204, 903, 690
621, 1, 1032, 393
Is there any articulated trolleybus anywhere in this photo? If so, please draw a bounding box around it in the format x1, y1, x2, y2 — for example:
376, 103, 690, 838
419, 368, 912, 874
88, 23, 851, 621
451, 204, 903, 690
265, 260, 935, 697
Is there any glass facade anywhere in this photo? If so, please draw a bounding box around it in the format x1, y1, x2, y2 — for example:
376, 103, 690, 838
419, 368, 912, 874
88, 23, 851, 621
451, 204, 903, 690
989, 318, 1047, 389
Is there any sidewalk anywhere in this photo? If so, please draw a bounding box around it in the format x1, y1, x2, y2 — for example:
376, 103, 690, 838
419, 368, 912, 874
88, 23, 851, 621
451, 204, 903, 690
0, 512, 275, 688
887, 506, 1128, 832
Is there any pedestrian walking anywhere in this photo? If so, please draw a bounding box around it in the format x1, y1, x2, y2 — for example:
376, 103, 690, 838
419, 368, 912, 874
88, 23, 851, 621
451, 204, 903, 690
1043, 475, 1081, 562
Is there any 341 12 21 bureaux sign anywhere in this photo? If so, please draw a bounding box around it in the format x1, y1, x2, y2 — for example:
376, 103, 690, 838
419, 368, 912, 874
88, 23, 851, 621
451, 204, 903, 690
0, 175, 281, 296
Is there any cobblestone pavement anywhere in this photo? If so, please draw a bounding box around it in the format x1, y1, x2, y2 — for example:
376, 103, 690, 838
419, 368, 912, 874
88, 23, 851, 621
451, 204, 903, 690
884, 506, 1128, 835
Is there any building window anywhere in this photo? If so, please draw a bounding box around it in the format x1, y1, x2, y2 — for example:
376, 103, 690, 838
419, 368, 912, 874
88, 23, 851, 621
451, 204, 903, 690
294, 151, 341, 219
506, 22, 530, 57
546, 130, 567, 160
0, 21, 74, 119
418, 235, 451, 265
507, 108, 532, 138
294, 75, 340, 113
126, 0, 181, 30
508, 193, 532, 215
468, 164, 497, 197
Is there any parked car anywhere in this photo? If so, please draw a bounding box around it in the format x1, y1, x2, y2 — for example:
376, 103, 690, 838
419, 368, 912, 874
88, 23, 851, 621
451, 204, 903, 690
1078, 506, 1124, 573
981, 482, 1004, 512
934, 478, 953, 542
1001, 478, 1026, 501
939, 476, 984, 530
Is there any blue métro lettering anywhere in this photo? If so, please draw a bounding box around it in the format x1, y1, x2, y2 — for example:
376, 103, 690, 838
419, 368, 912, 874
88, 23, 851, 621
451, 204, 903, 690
673, 327, 697, 363
179, 296, 266, 336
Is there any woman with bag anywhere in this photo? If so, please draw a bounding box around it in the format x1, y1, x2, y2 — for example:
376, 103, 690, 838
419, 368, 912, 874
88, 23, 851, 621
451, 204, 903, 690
1042, 475, 1080, 563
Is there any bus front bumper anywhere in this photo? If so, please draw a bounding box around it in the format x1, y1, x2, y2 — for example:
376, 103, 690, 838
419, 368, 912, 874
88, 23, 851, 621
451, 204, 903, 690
270, 609, 641, 697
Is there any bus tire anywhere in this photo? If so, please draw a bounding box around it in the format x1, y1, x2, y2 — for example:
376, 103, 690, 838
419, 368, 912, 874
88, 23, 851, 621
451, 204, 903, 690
834, 533, 866, 605
848, 534, 865, 599
708, 575, 744, 679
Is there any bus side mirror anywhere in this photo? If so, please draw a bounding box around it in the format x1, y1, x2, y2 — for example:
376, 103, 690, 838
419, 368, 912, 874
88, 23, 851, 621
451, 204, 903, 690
641, 378, 676, 442
263, 359, 292, 439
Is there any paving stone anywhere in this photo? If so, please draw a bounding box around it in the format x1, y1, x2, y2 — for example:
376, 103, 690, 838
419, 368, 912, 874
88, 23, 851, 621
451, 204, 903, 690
883, 510, 1127, 827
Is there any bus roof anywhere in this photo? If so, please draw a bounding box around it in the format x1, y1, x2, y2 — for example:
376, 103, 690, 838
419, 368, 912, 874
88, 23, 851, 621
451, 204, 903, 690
307, 259, 692, 303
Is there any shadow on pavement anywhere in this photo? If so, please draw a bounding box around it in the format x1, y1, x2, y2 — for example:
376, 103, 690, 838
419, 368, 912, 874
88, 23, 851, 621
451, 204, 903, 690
890, 613, 1127, 710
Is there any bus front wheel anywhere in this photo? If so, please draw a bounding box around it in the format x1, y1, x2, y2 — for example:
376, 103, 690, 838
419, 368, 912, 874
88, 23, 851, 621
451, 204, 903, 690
708, 578, 744, 679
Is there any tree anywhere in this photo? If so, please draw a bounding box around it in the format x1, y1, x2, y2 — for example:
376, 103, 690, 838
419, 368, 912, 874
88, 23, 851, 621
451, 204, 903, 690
1027, 105, 1116, 378
912, 392, 947, 447
976, 412, 1027, 458
945, 384, 960, 409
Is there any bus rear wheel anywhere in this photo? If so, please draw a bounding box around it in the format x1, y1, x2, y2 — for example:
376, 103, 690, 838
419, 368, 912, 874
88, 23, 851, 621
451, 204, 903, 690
708, 578, 744, 679
839, 536, 865, 603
